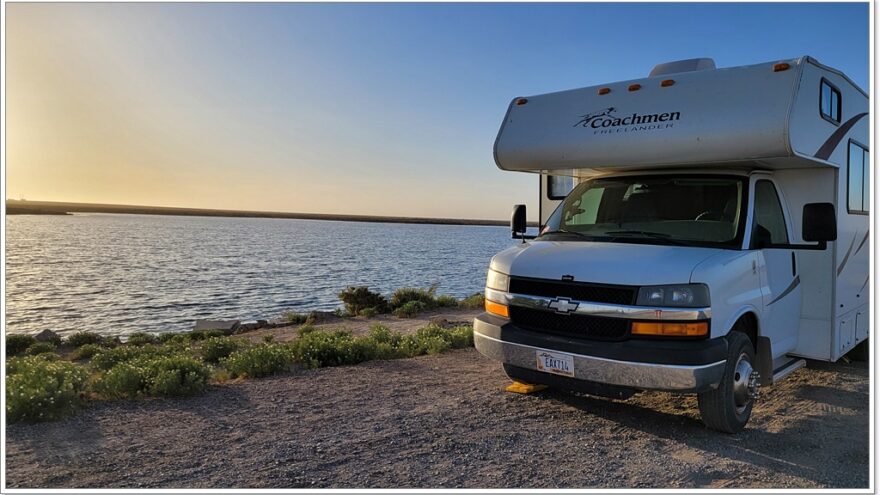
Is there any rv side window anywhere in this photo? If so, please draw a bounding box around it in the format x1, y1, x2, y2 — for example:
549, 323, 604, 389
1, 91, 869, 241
820, 79, 841, 124
547, 175, 574, 200
753, 180, 789, 245
848, 141, 869, 214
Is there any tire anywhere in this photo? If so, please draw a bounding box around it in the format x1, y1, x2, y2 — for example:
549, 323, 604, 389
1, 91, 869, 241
847, 339, 869, 362
698, 332, 755, 433
503, 363, 544, 385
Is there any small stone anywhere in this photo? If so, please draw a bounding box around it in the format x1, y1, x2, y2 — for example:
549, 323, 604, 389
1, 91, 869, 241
193, 319, 240, 335
33, 329, 60, 344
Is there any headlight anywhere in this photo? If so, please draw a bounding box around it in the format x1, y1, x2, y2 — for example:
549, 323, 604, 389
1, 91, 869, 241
636, 284, 709, 308
486, 269, 509, 292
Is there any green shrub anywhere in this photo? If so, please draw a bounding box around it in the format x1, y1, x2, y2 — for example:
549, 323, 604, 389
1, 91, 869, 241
142, 355, 211, 397
96, 355, 210, 398
6, 356, 89, 422
6, 335, 37, 356
66, 331, 103, 347
221, 344, 295, 378
200, 337, 241, 363
126, 332, 158, 346
366, 325, 400, 346
390, 286, 438, 309
96, 362, 147, 398
338, 286, 389, 315
393, 300, 426, 318
296, 324, 318, 337
71, 343, 105, 361
157, 332, 185, 344
89, 345, 178, 371
358, 307, 378, 318
189, 329, 226, 341
415, 325, 474, 350
283, 311, 309, 324
288, 330, 359, 369
7, 353, 58, 375
262, 334, 275, 343
458, 293, 485, 309
435, 294, 459, 308
25, 342, 57, 356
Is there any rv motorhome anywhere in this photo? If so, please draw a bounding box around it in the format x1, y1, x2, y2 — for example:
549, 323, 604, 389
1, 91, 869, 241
476, 56, 869, 432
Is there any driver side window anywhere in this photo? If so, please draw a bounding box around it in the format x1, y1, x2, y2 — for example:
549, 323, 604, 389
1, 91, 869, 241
752, 180, 789, 246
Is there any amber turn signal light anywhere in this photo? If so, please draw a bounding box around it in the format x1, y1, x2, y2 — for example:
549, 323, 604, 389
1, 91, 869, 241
597, 87, 611, 95
660, 79, 675, 87
485, 300, 509, 318
628, 84, 641, 92
773, 63, 790, 72
631, 321, 708, 337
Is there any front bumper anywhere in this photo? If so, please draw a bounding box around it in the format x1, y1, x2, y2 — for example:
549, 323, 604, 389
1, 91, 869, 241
474, 313, 727, 393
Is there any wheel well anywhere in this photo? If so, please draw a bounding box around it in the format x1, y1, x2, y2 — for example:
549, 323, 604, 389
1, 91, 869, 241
730, 312, 758, 350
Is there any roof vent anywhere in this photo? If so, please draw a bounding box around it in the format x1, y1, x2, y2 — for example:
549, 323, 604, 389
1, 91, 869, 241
649, 58, 716, 77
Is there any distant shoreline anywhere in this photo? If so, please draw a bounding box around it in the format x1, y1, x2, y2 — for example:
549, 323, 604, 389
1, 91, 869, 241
5, 200, 532, 227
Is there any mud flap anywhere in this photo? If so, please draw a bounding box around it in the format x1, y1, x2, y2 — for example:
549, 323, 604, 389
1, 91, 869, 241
756, 336, 773, 386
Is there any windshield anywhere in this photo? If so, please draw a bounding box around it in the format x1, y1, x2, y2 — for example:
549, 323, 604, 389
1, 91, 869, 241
541, 175, 747, 248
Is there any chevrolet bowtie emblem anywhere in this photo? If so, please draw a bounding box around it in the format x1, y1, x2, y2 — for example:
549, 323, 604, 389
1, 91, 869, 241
548, 297, 579, 314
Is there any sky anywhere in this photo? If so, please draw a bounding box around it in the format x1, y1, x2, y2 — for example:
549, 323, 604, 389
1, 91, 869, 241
5, 2, 870, 220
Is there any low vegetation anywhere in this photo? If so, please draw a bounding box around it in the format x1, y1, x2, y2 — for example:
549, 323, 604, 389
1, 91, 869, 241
6, 285, 478, 423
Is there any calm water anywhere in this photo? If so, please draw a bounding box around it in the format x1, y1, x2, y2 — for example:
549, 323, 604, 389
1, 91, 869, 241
6, 214, 514, 338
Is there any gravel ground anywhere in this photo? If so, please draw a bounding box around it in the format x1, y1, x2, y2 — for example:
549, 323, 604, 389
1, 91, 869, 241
5, 349, 869, 489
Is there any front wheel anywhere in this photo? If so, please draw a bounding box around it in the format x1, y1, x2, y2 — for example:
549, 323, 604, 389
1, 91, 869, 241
698, 332, 756, 433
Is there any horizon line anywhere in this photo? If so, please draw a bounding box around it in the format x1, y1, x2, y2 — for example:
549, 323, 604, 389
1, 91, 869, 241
5, 199, 530, 228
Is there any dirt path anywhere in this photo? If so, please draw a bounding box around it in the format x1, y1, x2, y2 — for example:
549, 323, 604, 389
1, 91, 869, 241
5, 350, 868, 489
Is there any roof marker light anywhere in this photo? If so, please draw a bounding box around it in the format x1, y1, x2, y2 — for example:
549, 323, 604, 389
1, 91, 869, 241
661, 79, 675, 87
628, 84, 641, 92
598, 87, 611, 95
515, 98, 528, 105
773, 63, 790, 72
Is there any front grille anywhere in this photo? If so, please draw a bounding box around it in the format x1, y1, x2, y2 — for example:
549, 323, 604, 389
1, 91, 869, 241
508, 277, 636, 305
509, 306, 630, 341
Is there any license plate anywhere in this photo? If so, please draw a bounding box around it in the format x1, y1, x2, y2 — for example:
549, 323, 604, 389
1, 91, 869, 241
535, 350, 575, 377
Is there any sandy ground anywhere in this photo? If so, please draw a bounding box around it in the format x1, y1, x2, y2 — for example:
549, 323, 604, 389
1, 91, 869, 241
5, 346, 868, 489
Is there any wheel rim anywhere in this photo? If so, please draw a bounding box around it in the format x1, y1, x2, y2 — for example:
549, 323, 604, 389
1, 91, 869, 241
731, 352, 753, 413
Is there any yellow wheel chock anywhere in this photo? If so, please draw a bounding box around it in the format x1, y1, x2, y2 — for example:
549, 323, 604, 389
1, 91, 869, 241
505, 381, 548, 394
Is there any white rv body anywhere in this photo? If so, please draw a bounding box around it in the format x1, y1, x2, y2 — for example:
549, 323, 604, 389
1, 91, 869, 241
475, 56, 868, 432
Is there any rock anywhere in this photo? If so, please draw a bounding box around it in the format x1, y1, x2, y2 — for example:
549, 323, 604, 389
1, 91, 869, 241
257, 319, 268, 326
34, 329, 61, 344
193, 319, 240, 335
306, 311, 337, 324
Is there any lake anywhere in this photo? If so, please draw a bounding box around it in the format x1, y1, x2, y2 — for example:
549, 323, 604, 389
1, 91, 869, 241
5, 214, 515, 338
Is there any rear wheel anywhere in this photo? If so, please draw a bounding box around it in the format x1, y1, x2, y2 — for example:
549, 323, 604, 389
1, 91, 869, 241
698, 332, 756, 433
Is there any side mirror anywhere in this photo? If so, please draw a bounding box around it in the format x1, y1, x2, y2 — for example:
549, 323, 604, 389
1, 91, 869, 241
511, 204, 527, 237
803, 203, 837, 243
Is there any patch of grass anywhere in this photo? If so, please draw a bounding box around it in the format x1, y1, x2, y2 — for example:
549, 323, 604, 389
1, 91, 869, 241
71, 343, 106, 361
338, 286, 389, 316
393, 300, 427, 318
200, 337, 242, 363
262, 334, 275, 343
25, 342, 58, 356
282, 311, 309, 324
221, 343, 295, 378
6, 335, 37, 357
390, 286, 438, 309
458, 292, 485, 309
126, 332, 159, 346
65, 331, 103, 347
358, 307, 379, 318
435, 294, 459, 308
6, 356, 90, 423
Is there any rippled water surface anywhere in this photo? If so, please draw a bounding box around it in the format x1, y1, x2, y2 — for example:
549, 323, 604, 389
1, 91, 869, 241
6, 214, 515, 337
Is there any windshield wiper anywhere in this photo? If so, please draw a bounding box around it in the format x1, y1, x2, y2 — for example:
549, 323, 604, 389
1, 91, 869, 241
604, 230, 696, 246
539, 229, 594, 240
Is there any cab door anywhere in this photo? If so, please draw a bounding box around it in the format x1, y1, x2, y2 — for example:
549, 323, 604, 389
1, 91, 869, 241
750, 178, 801, 356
